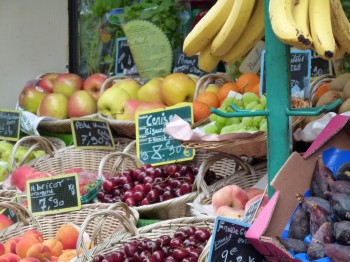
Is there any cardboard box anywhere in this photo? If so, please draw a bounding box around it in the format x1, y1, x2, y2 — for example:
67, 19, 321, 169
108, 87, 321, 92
246, 114, 350, 261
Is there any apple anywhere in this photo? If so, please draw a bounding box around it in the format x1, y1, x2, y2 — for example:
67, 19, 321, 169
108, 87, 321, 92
0, 142, 14, 162
115, 99, 141, 121
160, 73, 196, 106
18, 85, 49, 114
135, 101, 166, 116
187, 74, 199, 84
37, 73, 59, 93
206, 84, 220, 93
83, 73, 110, 101
110, 78, 141, 99
137, 77, 164, 103
10, 166, 36, 191
97, 87, 130, 118
67, 90, 97, 118
53, 73, 83, 97
14, 146, 35, 165
37, 93, 68, 119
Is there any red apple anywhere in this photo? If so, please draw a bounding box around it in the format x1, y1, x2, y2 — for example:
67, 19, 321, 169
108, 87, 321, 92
37, 93, 68, 119
18, 85, 49, 114
115, 99, 141, 121
135, 101, 166, 116
53, 73, 83, 97
83, 73, 110, 101
37, 73, 59, 93
10, 166, 36, 191
67, 90, 97, 118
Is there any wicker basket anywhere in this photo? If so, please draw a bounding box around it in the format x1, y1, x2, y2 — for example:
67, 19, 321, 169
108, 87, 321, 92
97, 150, 251, 220
98, 75, 144, 138
190, 155, 267, 216
73, 209, 215, 261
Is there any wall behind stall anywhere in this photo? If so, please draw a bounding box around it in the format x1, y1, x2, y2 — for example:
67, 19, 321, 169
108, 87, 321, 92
0, 0, 68, 109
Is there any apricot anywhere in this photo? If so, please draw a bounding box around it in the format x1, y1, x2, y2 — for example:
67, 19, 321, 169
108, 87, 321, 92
244, 188, 264, 200
0, 253, 21, 262
55, 225, 79, 250
0, 243, 5, 256
0, 215, 14, 231
22, 230, 44, 243
57, 250, 77, 262
18, 258, 41, 262
25, 244, 51, 262
4, 237, 22, 254
49, 256, 58, 261
42, 239, 63, 257
195, 91, 220, 108
16, 237, 40, 258
216, 206, 245, 220
192, 101, 211, 123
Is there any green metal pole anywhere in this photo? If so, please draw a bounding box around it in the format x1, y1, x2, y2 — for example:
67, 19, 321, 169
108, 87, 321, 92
264, 0, 292, 198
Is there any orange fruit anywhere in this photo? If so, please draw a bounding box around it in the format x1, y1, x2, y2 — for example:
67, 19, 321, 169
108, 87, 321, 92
245, 82, 261, 96
314, 82, 330, 100
195, 91, 220, 108
236, 72, 260, 93
192, 101, 211, 122
216, 83, 240, 101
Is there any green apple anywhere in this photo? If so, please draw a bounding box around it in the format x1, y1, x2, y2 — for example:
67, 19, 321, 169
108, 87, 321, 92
137, 77, 164, 103
18, 85, 49, 114
33, 150, 46, 158
14, 146, 35, 164
37, 93, 69, 119
0, 166, 7, 182
206, 84, 220, 94
160, 73, 196, 106
110, 78, 141, 99
98, 87, 131, 119
0, 142, 13, 162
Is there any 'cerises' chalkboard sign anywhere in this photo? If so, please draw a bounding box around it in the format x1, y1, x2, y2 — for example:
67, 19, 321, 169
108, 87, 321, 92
173, 52, 211, 77
208, 217, 266, 262
310, 50, 333, 78
0, 109, 21, 141
135, 104, 194, 165
26, 173, 81, 216
71, 118, 115, 150
261, 50, 311, 99
115, 37, 136, 75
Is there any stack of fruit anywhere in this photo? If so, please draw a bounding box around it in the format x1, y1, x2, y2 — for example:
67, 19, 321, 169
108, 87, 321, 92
18, 72, 110, 119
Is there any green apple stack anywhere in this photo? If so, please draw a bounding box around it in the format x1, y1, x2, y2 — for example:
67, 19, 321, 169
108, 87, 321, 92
204, 92, 267, 135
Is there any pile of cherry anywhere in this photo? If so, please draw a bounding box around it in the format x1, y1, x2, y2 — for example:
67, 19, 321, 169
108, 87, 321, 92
97, 163, 220, 206
92, 226, 211, 262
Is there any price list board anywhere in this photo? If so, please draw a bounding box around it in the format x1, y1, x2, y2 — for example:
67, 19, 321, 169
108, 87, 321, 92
26, 174, 81, 216
135, 104, 194, 166
0, 109, 21, 141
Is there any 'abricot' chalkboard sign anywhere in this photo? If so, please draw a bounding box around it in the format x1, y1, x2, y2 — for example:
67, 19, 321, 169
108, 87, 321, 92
26, 173, 81, 216
71, 118, 115, 150
0, 109, 21, 141
136, 104, 194, 165
208, 217, 266, 262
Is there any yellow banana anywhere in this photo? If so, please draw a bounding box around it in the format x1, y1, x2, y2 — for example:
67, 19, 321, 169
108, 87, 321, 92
333, 42, 346, 60
183, 0, 235, 57
210, 0, 256, 56
269, 0, 311, 48
309, 0, 336, 59
222, 0, 264, 65
330, 0, 350, 53
291, 0, 312, 48
198, 44, 221, 73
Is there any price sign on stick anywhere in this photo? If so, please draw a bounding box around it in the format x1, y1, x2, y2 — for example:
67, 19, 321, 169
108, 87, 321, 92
208, 217, 266, 262
310, 50, 333, 78
26, 173, 81, 216
135, 103, 195, 166
0, 109, 21, 141
71, 118, 115, 150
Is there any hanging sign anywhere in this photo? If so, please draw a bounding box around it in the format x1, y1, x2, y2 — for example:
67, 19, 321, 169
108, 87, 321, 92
173, 51, 213, 76
208, 216, 266, 262
26, 173, 81, 216
135, 103, 194, 166
0, 109, 21, 141
71, 118, 115, 150
115, 37, 136, 75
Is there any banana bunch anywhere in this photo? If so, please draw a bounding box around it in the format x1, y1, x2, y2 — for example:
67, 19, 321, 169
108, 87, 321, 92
269, 0, 350, 60
183, 0, 265, 72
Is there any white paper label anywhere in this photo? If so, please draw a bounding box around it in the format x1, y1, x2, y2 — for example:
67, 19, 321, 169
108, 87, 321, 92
239, 41, 265, 74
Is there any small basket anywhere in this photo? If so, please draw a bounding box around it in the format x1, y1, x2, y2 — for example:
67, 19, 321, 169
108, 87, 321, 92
181, 99, 311, 158
74, 209, 215, 261
190, 155, 267, 216
97, 150, 250, 220
98, 75, 144, 138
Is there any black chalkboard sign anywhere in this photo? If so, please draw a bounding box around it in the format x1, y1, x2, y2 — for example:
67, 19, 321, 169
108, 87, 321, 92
115, 37, 136, 75
0, 109, 21, 142
208, 217, 266, 262
260, 50, 311, 99
310, 50, 333, 78
26, 173, 81, 216
135, 104, 195, 165
173, 51, 211, 77
71, 118, 115, 150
